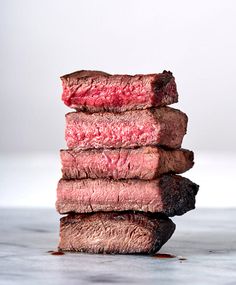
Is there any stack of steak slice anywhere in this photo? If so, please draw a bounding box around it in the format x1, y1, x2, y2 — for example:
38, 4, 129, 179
56, 70, 199, 255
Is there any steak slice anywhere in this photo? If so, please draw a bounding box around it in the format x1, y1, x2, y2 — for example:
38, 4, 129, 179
65, 107, 187, 150
58, 212, 175, 254
56, 175, 199, 216
61, 70, 178, 112
61, 147, 194, 180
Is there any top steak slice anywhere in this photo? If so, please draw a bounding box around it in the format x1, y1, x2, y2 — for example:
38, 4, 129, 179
61, 70, 178, 112
60, 147, 194, 180
58, 211, 175, 254
65, 107, 187, 150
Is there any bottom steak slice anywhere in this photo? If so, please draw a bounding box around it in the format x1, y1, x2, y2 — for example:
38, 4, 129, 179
58, 212, 175, 254
56, 175, 199, 216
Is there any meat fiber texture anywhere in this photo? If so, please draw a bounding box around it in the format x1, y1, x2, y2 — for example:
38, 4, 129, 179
61, 147, 194, 180
56, 175, 199, 216
61, 70, 178, 112
58, 211, 175, 254
65, 107, 187, 150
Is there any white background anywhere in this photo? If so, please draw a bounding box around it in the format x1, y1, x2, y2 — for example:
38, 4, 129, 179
0, 0, 236, 207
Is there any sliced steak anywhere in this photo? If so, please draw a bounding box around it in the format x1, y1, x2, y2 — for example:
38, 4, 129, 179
65, 107, 187, 150
58, 212, 175, 254
61, 147, 194, 180
61, 70, 178, 112
56, 175, 199, 216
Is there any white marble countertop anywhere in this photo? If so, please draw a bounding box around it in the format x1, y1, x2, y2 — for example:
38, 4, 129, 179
0, 208, 236, 285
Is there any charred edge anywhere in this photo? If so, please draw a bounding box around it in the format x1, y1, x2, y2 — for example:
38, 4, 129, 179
159, 175, 199, 217
152, 71, 173, 92
183, 149, 194, 163
149, 219, 176, 255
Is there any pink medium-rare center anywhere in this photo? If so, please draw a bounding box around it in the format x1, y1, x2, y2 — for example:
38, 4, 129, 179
63, 82, 153, 107
65, 107, 187, 150
61, 70, 178, 112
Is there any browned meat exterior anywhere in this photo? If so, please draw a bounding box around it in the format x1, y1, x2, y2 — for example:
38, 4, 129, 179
61, 70, 178, 112
56, 175, 199, 216
58, 212, 175, 254
65, 107, 187, 150
61, 147, 194, 180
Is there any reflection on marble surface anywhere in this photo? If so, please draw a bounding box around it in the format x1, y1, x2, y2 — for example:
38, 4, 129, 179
0, 208, 236, 285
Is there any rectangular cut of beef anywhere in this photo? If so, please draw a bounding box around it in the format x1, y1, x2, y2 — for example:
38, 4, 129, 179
60, 147, 194, 180
56, 175, 199, 216
61, 70, 178, 112
65, 107, 187, 150
58, 212, 175, 254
